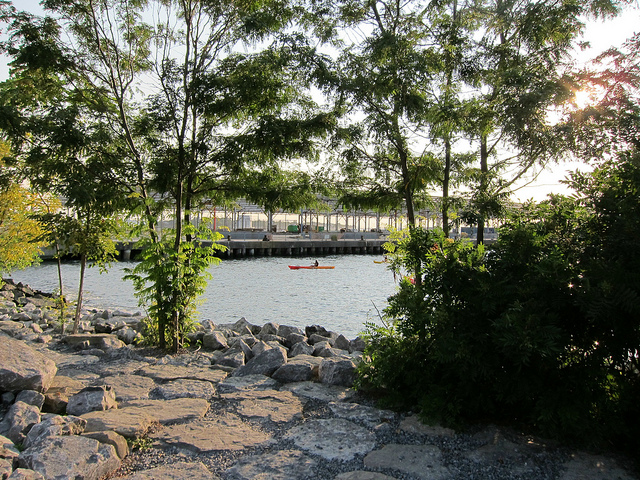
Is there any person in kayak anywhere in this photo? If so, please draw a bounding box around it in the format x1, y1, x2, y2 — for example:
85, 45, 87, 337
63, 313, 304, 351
313, 260, 319, 267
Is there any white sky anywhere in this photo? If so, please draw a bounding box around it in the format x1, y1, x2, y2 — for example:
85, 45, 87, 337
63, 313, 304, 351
1, 0, 639, 201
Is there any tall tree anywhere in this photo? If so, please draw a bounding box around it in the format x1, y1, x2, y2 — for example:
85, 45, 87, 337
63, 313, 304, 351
1, 0, 333, 351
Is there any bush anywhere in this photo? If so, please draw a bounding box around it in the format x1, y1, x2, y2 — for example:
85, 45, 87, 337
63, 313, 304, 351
357, 158, 640, 454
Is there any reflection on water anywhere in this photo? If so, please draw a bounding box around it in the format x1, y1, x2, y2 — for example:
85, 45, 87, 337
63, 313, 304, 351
8, 255, 397, 338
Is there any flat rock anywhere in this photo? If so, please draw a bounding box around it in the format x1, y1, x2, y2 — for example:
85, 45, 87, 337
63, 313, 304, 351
281, 381, 356, 402
222, 389, 305, 424
6, 468, 45, 479
399, 415, 455, 437
559, 452, 637, 480
151, 378, 216, 400
82, 430, 129, 459
152, 413, 272, 453
121, 461, 218, 479
18, 435, 121, 480
285, 418, 376, 461
0, 320, 26, 337
217, 374, 278, 393
98, 375, 156, 402
335, 473, 398, 480
225, 449, 317, 480
111, 398, 210, 424
0, 334, 57, 393
364, 444, 450, 480
81, 407, 157, 439
63, 333, 125, 351
136, 365, 227, 384
329, 402, 396, 428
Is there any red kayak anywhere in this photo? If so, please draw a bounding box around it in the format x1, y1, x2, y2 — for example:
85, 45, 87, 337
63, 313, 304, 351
288, 265, 335, 270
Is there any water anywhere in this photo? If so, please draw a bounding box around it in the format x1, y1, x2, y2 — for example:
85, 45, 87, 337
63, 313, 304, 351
7, 255, 398, 339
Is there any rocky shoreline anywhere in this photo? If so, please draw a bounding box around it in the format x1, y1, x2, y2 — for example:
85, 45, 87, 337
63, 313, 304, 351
1, 279, 638, 480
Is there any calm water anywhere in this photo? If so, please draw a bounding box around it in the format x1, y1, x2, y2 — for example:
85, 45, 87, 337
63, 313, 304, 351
8, 255, 397, 338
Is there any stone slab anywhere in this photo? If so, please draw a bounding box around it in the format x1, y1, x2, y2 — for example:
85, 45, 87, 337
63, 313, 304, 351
217, 374, 279, 393
363, 444, 450, 480
81, 407, 157, 439
398, 415, 455, 437
151, 378, 216, 400
285, 418, 376, 461
225, 449, 317, 480
136, 365, 227, 384
119, 398, 210, 424
152, 414, 272, 453
121, 461, 218, 479
98, 375, 156, 402
281, 381, 356, 403
329, 402, 396, 428
222, 389, 305, 424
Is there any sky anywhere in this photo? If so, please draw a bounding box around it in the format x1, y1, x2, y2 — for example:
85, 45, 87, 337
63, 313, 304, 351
1, 0, 639, 202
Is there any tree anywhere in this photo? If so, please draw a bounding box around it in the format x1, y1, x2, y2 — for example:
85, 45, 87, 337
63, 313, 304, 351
1, 0, 334, 351
462, 0, 626, 244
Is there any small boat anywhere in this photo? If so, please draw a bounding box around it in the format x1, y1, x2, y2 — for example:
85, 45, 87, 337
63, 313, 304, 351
288, 265, 335, 270
373, 260, 388, 264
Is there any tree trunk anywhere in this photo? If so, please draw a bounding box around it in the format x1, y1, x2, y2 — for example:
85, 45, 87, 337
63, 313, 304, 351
443, 137, 451, 237
477, 134, 489, 245
72, 253, 86, 334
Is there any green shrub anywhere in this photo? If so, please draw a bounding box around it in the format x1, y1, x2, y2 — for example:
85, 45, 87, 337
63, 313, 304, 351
358, 158, 640, 455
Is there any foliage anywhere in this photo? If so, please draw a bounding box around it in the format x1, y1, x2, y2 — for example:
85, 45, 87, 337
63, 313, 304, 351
358, 157, 640, 453
125, 224, 225, 352
0, 179, 50, 277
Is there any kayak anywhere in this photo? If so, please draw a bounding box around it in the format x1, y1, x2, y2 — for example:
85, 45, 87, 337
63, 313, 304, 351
373, 260, 388, 264
288, 265, 335, 270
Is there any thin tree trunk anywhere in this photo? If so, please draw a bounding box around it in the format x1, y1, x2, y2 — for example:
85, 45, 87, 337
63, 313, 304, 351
478, 134, 489, 245
72, 253, 86, 334
443, 137, 451, 237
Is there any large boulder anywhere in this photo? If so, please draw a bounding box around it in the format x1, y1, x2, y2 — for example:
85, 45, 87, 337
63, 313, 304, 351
23, 415, 87, 449
66, 386, 118, 416
18, 435, 121, 480
318, 357, 357, 387
233, 348, 287, 377
0, 334, 57, 393
0, 401, 41, 445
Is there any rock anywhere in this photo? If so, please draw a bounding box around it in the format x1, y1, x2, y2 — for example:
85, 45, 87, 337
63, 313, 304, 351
285, 418, 376, 461
0, 401, 41, 445
233, 347, 287, 377
305, 325, 328, 337
135, 365, 228, 384
152, 413, 272, 453
260, 321, 279, 336
364, 444, 451, 480
335, 473, 397, 480
232, 317, 260, 335
18, 435, 121, 480
350, 337, 367, 352
119, 398, 210, 425
82, 430, 129, 460
329, 402, 397, 429
150, 378, 216, 400
202, 331, 228, 350
6, 468, 45, 480
308, 333, 334, 345
217, 374, 279, 394
116, 326, 142, 345
121, 461, 216, 479
42, 376, 86, 414
98, 375, 156, 402
334, 334, 351, 351
319, 357, 357, 387
281, 381, 356, 403
63, 333, 126, 352
81, 408, 156, 439
289, 341, 314, 357
251, 340, 272, 357
15, 391, 45, 410
284, 332, 306, 348
399, 415, 455, 437
215, 349, 245, 368
225, 449, 317, 480
221, 389, 305, 424
23, 414, 87, 449
66, 385, 118, 416
0, 334, 57, 393
272, 355, 322, 383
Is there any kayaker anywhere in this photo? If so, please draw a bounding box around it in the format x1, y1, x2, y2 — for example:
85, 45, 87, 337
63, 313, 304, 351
313, 259, 319, 267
